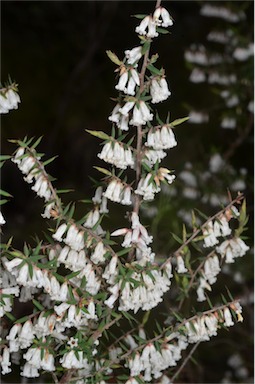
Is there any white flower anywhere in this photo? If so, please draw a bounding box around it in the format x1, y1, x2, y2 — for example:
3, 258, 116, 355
142, 149, 167, 167
91, 242, 106, 264
176, 255, 188, 273
216, 238, 249, 263
0, 211, 6, 225
203, 221, 219, 248
103, 255, 118, 284
31, 175, 51, 201
130, 101, 153, 126
119, 101, 135, 116
0, 89, 20, 114
146, 126, 177, 150
208, 72, 236, 85
188, 111, 209, 124
53, 223, 67, 242
209, 153, 225, 173
100, 196, 109, 214
21, 362, 40, 378
1, 347, 11, 375
60, 350, 91, 370
117, 114, 130, 131
92, 186, 103, 204
223, 307, 234, 327
153, 7, 173, 27
207, 30, 231, 44
135, 16, 158, 38
18, 320, 35, 349
150, 77, 171, 103
233, 44, 254, 61
230, 179, 246, 191
67, 337, 79, 348
109, 103, 121, 123
121, 186, 132, 205
115, 70, 128, 92
221, 117, 236, 129
200, 4, 245, 23
196, 277, 212, 302
124, 69, 140, 96
125, 46, 143, 65
83, 208, 100, 229
189, 68, 206, 83
203, 255, 220, 285
98, 142, 134, 169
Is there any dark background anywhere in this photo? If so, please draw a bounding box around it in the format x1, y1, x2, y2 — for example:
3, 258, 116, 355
1, 1, 254, 383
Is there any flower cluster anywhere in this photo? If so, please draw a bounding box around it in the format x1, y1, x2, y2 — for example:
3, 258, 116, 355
12, 146, 57, 218
184, 302, 243, 344
135, 168, 175, 201
0, 2, 251, 383
0, 86, 20, 114
98, 141, 134, 169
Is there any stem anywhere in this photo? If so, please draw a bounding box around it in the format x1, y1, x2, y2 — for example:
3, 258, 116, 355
171, 342, 200, 383
133, 47, 151, 216
161, 193, 244, 268
156, 0, 162, 8
59, 369, 75, 384
223, 113, 253, 161
177, 250, 216, 311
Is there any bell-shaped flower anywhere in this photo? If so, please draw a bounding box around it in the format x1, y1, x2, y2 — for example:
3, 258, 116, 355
153, 7, 174, 27
150, 77, 171, 104
130, 101, 153, 126
125, 46, 143, 65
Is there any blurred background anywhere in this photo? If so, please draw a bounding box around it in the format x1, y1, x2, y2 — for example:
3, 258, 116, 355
1, 1, 254, 383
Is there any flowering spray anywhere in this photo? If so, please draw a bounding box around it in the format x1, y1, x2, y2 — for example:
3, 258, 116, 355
0, 2, 250, 383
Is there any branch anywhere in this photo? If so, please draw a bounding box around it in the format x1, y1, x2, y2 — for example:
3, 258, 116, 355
161, 193, 244, 268
170, 342, 200, 383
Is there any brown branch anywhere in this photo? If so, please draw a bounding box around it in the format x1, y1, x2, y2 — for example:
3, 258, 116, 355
133, 46, 151, 216
156, 0, 162, 8
177, 250, 216, 311
59, 369, 76, 384
161, 193, 244, 268
223, 113, 253, 161
171, 342, 201, 383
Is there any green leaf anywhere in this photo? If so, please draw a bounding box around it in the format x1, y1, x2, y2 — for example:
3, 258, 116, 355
156, 27, 170, 34
31, 136, 43, 149
0, 155, 11, 161
141, 41, 150, 55
170, 117, 189, 127
65, 270, 82, 280
132, 14, 147, 19
28, 263, 33, 279
147, 64, 163, 76
0, 189, 12, 197
116, 248, 132, 257
0, 199, 9, 205
15, 315, 29, 324
5, 312, 16, 321
195, 208, 208, 221
32, 299, 44, 311
106, 50, 122, 66
56, 189, 74, 194
43, 155, 58, 166
150, 53, 159, 64
142, 310, 150, 326
93, 167, 112, 177
86, 129, 110, 141
171, 232, 183, 245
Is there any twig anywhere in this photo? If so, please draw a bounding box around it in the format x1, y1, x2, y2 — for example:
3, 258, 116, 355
177, 250, 216, 311
156, 0, 162, 9
59, 369, 76, 384
170, 342, 201, 383
161, 193, 244, 268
